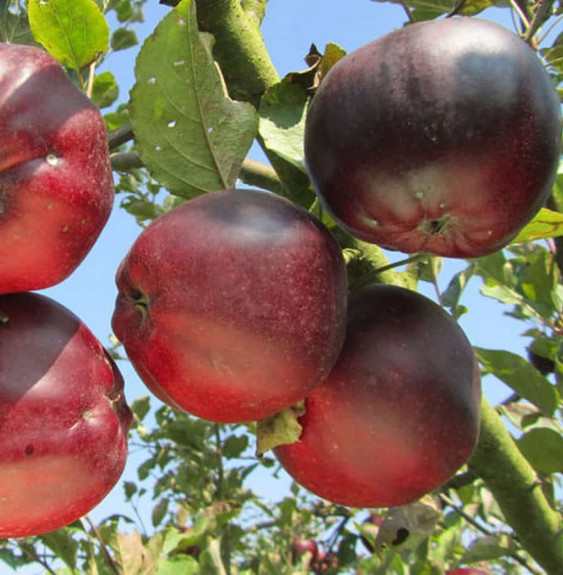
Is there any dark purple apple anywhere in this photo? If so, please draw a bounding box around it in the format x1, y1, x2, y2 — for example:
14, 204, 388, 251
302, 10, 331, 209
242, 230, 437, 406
274, 284, 481, 508
304, 17, 561, 258
0, 293, 132, 538
0, 42, 114, 294
112, 188, 348, 423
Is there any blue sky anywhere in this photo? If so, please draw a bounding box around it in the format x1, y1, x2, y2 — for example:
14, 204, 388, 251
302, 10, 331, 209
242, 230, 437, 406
33, 0, 532, 539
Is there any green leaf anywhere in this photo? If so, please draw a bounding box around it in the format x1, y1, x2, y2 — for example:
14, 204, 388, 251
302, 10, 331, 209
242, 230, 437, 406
511, 208, 563, 244
92, 70, 119, 108
256, 402, 305, 456
153, 498, 169, 527
28, 0, 110, 72
475, 347, 559, 416
131, 395, 151, 422
517, 427, 563, 474
222, 434, 249, 459
130, 0, 258, 199
123, 480, 137, 500
259, 80, 308, 173
461, 534, 512, 564
39, 528, 79, 571
111, 27, 138, 51
199, 537, 227, 575
155, 555, 199, 575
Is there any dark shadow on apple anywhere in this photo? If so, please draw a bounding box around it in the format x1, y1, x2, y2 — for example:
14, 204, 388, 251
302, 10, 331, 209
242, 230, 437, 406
0, 292, 81, 436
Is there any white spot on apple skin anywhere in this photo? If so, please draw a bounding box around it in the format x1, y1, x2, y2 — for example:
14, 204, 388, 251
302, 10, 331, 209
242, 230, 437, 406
46, 153, 60, 167
61, 225, 70, 233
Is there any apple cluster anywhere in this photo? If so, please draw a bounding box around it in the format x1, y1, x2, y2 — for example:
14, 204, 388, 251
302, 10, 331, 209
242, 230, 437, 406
110, 16, 562, 512
1, 12, 560, 539
0, 43, 132, 538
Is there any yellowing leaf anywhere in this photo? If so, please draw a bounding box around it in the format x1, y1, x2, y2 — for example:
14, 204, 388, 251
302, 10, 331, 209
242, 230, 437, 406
512, 208, 563, 244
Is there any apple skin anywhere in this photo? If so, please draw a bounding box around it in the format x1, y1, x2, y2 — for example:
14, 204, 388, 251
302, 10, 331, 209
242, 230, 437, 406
0, 292, 132, 538
0, 42, 114, 294
274, 284, 481, 508
447, 569, 489, 575
112, 188, 348, 423
304, 17, 562, 258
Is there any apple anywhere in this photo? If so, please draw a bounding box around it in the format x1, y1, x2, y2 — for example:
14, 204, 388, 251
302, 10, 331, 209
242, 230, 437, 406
292, 537, 319, 563
274, 284, 481, 508
447, 568, 489, 575
0, 42, 114, 294
304, 17, 562, 258
112, 188, 348, 423
0, 292, 132, 538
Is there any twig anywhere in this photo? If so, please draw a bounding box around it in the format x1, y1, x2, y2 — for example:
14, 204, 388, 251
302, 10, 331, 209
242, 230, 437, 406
15, 542, 57, 575
108, 123, 135, 151
83, 515, 121, 575
439, 493, 544, 575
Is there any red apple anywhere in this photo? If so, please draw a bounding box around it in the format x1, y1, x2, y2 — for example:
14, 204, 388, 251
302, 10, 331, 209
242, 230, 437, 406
274, 284, 481, 508
112, 188, 348, 423
0, 42, 114, 294
0, 293, 132, 538
447, 569, 489, 575
304, 17, 561, 258
292, 537, 319, 563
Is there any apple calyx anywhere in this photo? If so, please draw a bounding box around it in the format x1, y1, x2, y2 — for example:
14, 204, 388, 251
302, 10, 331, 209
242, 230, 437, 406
127, 288, 150, 318
418, 213, 455, 237
255, 401, 306, 457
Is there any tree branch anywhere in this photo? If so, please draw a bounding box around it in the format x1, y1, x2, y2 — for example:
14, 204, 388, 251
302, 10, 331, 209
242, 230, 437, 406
241, 0, 267, 28
468, 397, 563, 575
195, 0, 280, 104
239, 157, 283, 194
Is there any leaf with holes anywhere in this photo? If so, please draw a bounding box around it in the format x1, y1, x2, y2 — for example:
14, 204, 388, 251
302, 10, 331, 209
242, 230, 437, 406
28, 0, 109, 72
130, 0, 258, 199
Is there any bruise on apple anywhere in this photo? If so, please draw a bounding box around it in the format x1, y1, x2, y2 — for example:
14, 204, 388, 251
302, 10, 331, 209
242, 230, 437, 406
0, 293, 132, 538
304, 17, 562, 258
274, 284, 481, 509
112, 188, 348, 423
0, 43, 114, 294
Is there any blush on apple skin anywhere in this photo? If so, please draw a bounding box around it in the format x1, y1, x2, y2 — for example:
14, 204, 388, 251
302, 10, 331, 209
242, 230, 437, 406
274, 284, 481, 509
304, 17, 562, 259
112, 188, 348, 424
0, 42, 114, 294
0, 293, 132, 538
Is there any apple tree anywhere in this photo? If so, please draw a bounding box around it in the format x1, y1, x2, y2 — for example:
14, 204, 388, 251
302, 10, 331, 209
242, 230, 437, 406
0, 0, 562, 574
